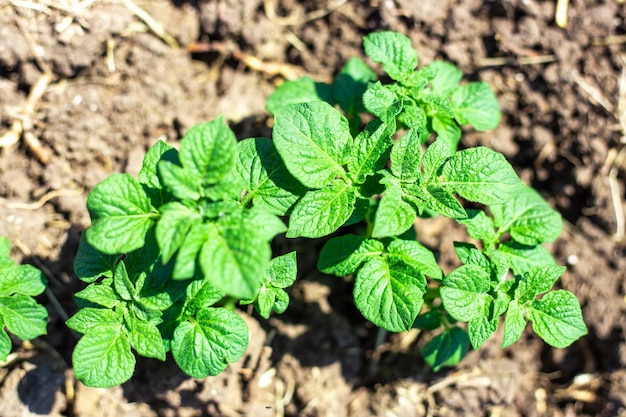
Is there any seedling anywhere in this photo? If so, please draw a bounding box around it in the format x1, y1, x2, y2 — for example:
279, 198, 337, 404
70, 30, 586, 386
0, 237, 48, 361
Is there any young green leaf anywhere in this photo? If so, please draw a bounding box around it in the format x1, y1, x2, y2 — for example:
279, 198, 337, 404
72, 326, 135, 387
451, 82, 501, 131
441, 147, 523, 206
390, 128, 424, 183
0, 264, 46, 297
66, 307, 121, 334
427, 61, 463, 96
171, 308, 248, 378
388, 239, 443, 280
74, 234, 118, 283
399, 102, 428, 129
363, 82, 403, 123
266, 77, 333, 114
431, 115, 462, 152
372, 178, 416, 238
235, 137, 304, 216
491, 186, 562, 245
468, 314, 498, 350
333, 57, 376, 119
200, 223, 271, 299
421, 137, 453, 181
273, 102, 352, 188
178, 117, 237, 185
138, 140, 179, 207
527, 290, 587, 348
172, 222, 212, 280
353, 256, 426, 332
157, 161, 202, 201
156, 202, 202, 263
457, 209, 497, 244
0, 322, 12, 361
318, 235, 385, 276
113, 261, 135, 302
86, 174, 156, 254
421, 326, 470, 371
417, 185, 468, 219
0, 295, 48, 341
74, 279, 120, 309
440, 264, 491, 322
287, 181, 356, 238
502, 299, 526, 348
497, 241, 556, 274
363, 31, 417, 82
514, 265, 566, 303
347, 119, 393, 184
241, 251, 298, 319
126, 314, 166, 361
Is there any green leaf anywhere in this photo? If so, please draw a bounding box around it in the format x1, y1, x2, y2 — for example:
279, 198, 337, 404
178, 117, 237, 185
172, 222, 212, 280
363, 31, 417, 82
0, 264, 46, 297
318, 235, 384, 276
126, 316, 166, 361
171, 308, 248, 378
86, 174, 155, 254
139, 140, 179, 207
468, 314, 497, 349
421, 327, 470, 372
333, 57, 376, 117
528, 290, 587, 348
497, 241, 556, 274
235, 137, 304, 216
66, 307, 121, 334
514, 265, 566, 303
491, 186, 563, 245
354, 256, 426, 332
502, 299, 526, 348
72, 327, 135, 387
238, 206, 287, 242
242, 251, 297, 319
432, 115, 462, 152
273, 101, 352, 188
113, 261, 135, 302
266, 251, 298, 288
184, 280, 225, 314
399, 103, 428, 129
157, 161, 202, 200
440, 264, 491, 322
390, 128, 424, 182
0, 295, 47, 340
412, 310, 443, 330
362, 82, 402, 122
457, 209, 496, 243
427, 61, 463, 95
419, 185, 467, 219
200, 224, 271, 299
372, 179, 416, 238
388, 239, 443, 280
441, 147, 523, 206
74, 279, 120, 308
156, 202, 201, 263
266, 77, 332, 114
451, 82, 501, 131
348, 119, 393, 184
422, 137, 453, 181
287, 181, 356, 238
0, 325, 11, 362
74, 234, 118, 283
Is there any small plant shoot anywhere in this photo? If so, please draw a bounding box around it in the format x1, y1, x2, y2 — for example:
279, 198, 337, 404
72, 30, 586, 386
0, 237, 48, 361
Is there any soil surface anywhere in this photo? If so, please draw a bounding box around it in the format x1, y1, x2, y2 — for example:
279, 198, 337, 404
1, 0, 626, 416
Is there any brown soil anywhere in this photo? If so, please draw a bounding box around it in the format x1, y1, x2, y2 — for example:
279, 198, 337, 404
1, 1, 625, 416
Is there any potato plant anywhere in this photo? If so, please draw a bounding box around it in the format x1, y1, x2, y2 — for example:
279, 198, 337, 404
68, 31, 587, 387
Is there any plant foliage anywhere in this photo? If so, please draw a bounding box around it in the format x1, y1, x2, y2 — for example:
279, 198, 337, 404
71, 30, 586, 386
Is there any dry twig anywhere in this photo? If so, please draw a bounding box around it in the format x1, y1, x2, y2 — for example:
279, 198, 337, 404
119, 0, 179, 48
264, 0, 349, 26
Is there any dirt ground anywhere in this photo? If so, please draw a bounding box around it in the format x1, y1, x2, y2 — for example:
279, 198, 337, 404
1, 0, 625, 416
